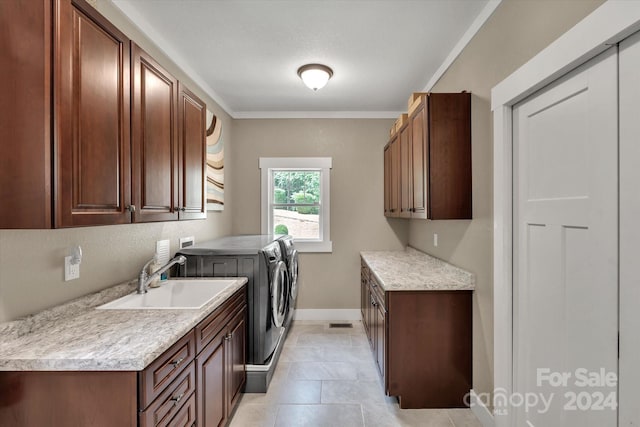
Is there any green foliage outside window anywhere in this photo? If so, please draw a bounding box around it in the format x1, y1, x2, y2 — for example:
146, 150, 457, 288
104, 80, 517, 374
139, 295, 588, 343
274, 224, 289, 235
273, 171, 320, 215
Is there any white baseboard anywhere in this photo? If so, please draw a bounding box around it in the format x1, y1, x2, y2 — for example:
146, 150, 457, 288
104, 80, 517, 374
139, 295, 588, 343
470, 389, 494, 427
293, 309, 361, 321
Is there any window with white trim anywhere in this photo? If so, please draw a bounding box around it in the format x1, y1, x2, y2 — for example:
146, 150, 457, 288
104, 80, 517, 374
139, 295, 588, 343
260, 157, 332, 253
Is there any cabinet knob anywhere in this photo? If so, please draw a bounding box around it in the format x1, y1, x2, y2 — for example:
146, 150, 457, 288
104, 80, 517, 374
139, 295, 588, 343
126, 205, 136, 213
170, 357, 184, 368
225, 333, 233, 341
179, 207, 186, 212
170, 392, 185, 406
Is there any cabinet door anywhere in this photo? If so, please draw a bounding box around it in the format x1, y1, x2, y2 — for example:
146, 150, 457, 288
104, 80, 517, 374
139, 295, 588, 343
428, 93, 472, 219
178, 84, 206, 220
54, 0, 131, 227
360, 270, 367, 321
227, 306, 247, 411
375, 300, 386, 380
410, 99, 428, 219
388, 135, 400, 217
0, 0, 52, 228
362, 277, 371, 343
131, 43, 179, 223
399, 124, 412, 218
383, 144, 391, 216
196, 330, 226, 427
367, 286, 376, 352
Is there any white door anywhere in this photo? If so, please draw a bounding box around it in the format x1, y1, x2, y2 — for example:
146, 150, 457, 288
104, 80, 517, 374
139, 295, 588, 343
619, 30, 640, 426
513, 47, 618, 427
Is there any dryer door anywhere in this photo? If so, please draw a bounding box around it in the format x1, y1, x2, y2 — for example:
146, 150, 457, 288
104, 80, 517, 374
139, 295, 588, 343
289, 249, 299, 302
271, 261, 288, 328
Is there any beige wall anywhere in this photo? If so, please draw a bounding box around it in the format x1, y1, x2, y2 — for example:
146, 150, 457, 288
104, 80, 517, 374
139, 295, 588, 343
231, 119, 409, 311
407, 0, 604, 402
0, 0, 235, 323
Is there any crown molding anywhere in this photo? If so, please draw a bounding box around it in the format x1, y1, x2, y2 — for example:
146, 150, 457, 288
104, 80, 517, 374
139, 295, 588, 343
232, 110, 400, 119
423, 0, 502, 91
111, 0, 499, 119
110, 0, 234, 115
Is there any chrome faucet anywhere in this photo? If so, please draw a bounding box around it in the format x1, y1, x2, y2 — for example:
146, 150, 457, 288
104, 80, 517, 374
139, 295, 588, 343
137, 255, 187, 294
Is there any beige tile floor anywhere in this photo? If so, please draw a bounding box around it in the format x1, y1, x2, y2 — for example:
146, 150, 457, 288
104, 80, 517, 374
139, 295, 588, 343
229, 321, 483, 427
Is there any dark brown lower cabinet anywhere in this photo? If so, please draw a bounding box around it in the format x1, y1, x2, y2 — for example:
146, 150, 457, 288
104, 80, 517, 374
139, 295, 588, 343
0, 371, 137, 426
365, 273, 386, 381
361, 260, 471, 409
197, 304, 247, 427
197, 328, 226, 426
374, 298, 386, 380
0, 285, 246, 427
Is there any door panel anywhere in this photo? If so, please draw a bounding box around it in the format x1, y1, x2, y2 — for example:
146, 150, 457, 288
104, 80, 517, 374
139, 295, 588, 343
55, 0, 131, 227
131, 44, 179, 222
228, 307, 247, 410
619, 30, 640, 427
513, 48, 618, 427
197, 334, 226, 427
384, 145, 391, 216
389, 136, 400, 216
178, 84, 206, 220
0, 0, 52, 228
399, 124, 412, 218
410, 100, 428, 219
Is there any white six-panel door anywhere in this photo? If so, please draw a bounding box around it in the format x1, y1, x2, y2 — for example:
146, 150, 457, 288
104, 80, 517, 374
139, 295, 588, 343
512, 47, 618, 427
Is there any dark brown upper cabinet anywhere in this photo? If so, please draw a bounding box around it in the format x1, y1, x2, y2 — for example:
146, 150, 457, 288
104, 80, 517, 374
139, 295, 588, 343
0, 0, 52, 228
131, 43, 179, 223
399, 123, 412, 219
410, 98, 428, 219
55, 0, 132, 227
383, 145, 391, 216
427, 93, 471, 219
0, 0, 208, 229
383, 134, 400, 218
384, 92, 471, 220
1, 0, 132, 228
178, 84, 207, 220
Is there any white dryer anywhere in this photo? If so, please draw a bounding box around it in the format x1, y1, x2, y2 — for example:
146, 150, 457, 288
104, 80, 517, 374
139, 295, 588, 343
277, 235, 298, 328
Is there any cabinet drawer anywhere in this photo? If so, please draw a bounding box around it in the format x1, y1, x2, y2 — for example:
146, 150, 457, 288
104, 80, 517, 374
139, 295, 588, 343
361, 260, 370, 279
166, 392, 196, 427
140, 331, 196, 409
369, 276, 386, 310
195, 287, 245, 353
140, 361, 196, 427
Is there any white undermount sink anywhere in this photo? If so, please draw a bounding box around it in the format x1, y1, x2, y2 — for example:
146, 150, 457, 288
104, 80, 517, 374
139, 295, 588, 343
96, 279, 237, 310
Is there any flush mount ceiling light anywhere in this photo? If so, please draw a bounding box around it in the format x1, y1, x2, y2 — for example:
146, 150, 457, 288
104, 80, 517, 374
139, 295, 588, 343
297, 64, 333, 91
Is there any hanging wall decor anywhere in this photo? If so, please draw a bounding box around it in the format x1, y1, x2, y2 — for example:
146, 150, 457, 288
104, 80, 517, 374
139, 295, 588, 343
206, 110, 224, 211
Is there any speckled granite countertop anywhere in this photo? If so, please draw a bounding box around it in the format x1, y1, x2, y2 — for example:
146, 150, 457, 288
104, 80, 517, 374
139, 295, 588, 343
0, 277, 247, 371
360, 247, 475, 291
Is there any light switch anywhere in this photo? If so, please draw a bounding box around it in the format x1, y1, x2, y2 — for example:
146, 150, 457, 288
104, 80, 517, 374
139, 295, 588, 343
433, 233, 438, 247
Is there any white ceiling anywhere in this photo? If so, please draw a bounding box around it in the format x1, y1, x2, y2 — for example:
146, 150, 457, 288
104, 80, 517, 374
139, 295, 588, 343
111, 0, 498, 118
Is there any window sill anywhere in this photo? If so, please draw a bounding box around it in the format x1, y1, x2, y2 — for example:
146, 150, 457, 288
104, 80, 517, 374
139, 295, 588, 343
294, 240, 333, 253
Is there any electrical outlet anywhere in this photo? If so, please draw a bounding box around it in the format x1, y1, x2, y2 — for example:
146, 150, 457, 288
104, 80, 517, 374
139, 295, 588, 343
433, 233, 438, 247
65, 256, 80, 281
